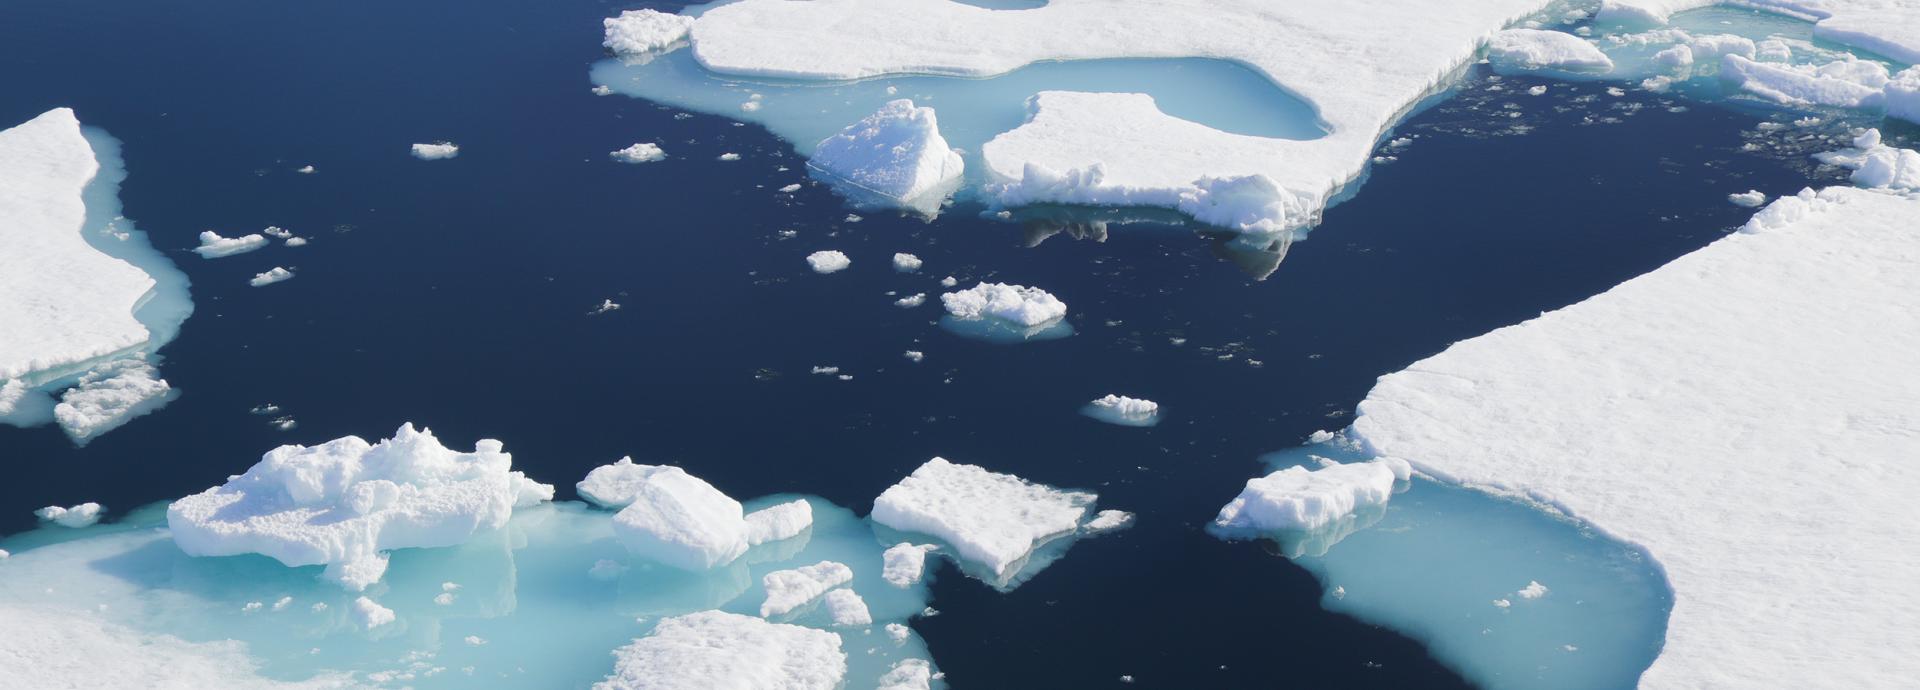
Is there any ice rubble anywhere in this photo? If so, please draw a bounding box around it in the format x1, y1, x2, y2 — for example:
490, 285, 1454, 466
809, 99, 964, 206
602, 9, 695, 58
939, 282, 1066, 327
52, 358, 174, 442
759, 560, 853, 617
166, 423, 554, 590
1081, 394, 1161, 427
1349, 183, 1920, 687
35, 502, 103, 528
410, 142, 459, 160
1721, 54, 1891, 108
806, 250, 851, 274
611, 143, 667, 164
596, 611, 845, 690
1596, 0, 1920, 64
1212, 461, 1398, 534
679, 0, 1576, 232
1485, 29, 1617, 73
192, 230, 268, 258
1817, 128, 1920, 190
871, 458, 1097, 581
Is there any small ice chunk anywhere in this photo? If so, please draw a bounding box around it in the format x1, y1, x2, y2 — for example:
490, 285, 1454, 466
35, 502, 103, 528
610, 466, 750, 571
894, 293, 926, 308
464, 635, 487, 646
872, 458, 1095, 580
1083, 510, 1135, 533
744, 499, 813, 546
296, 165, 315, 174
903, 350, 925, 362
821, 588, 873, 627
53, 359, 171, 442
350, 597, 394, 630
1728, 190, 1767, 207
262, 226, 292, 239
884, 623, 910, 644
1527, 85, 1548, 96
590, 299, 621, 315
810, 100, 964, 204
778, 183, 802, 193
610, 143, 666, 164
166, 423, 554, 590
1212, 461, 1397, 533
1082, 394, 1160, 427
271, 596, 293, 612
1484, 29, 1615, 74
249, 267, 293, 287
940, 282, 1067, 327
597, 611, 845, 690
892, 252, 923, 272
602, 9, 694, 57
880, 543, 939, 588
877, 658, 934, 690
192, 231, 267, 259
806, 250, 850, 274
717, 153, 741, 162
284, 237, 308, 247
938, 276, 957, 288
1887, 67, 1920, 125
758, 561, 854, 618
591, 85, 612, 96
410, 142, 459, 160
1518, 581, 1549, 599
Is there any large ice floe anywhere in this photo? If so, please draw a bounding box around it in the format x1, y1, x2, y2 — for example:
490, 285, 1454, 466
1347, 176, 1920, 687
871, 458, 1107, 587
167, 423, 555, 590
0, 108, 191, 442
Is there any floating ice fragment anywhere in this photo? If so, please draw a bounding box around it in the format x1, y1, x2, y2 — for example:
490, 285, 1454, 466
602, 9, 694, 57
822, 588, 873, 627
717, 153, 741, 161
1814, 129, 1920, 191
1888, 67, 1920, 125
1081, 394, 1160, 427
810, 100, 964, 207
811, 366, 840, 375
892, 252, 923, 272
296, 165, 315, 174
872, 458, 1095, 581
611, 143, 667, 164
1083, 510, 1135, 534
760, 561, 854, 618
410, 142, 459, 160
192, 231, 267, 258
806, 250, 850, 274
262, 226, 291, 239
938, 276, 957, 288
1527, 85, 1549, 96
744, 498, 813, 546
597, 610, 845, 690
1517, 581, 1549, 599
464, 635, 487, 646
902, 350, 924, 362
589, 299, 622, 315
249, 267, 293, 287
609, 466, 750, 571
577, 457, 667, 508
53, 359, 172, 442
1720, 55, 1890, 109
35, 502, 103, 528
166, 423, 554, 590
894, 293, 926, 308
1212, 461, 1396, 534
284, 236, 307, 247
271, 596, 292, 612
1728, 190, 1767, 207
884, 623, 910, 644
880, 543, 939, 588
940, 282, 1066, 327
878, 658, 933, 690
350, 597, 393, 630
778, 183, 802, 193
1484, 29, 1615, 74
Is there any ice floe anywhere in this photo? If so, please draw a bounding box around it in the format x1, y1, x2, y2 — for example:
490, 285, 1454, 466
167, 423, 554, 590
878, 659, 934, 690
821, 588, 872, 627
1486, 29, 1617, 74
892, 252, 923, 272
745, 498, 814, 546
1081, 394, 1161, 427
1211, 461, 1397, 535
0, 606, 348, 689
35, 502, 103, 528
1083, 509, 1135, 534
609, 466, 751, 571
192, 230, 268, 258
597, 610, 845, 690
806, 250, 851, 274
1598, 0, 1920, 64
939, 282, 1065, 327
1721, 53, 1891, 108
250, 267, 294, 287
759, 561, 853, 618
871, 458, 1096, 582
610, 143, 667, 164
52, 358, 174, 442
894, 293, 926, 308
350, 597, 395, 630
1349, 184, 1920, 687
410, 142, 459, 160
1816, 128, 1920, 190
880, 543, 939, 588
602, 8, 694, 58
577, 457, 664, 509
1728, 189, 1768, 206
809, 99, 964, 211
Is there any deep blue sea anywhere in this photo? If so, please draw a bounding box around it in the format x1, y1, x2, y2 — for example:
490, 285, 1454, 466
0, 0, 1871, 687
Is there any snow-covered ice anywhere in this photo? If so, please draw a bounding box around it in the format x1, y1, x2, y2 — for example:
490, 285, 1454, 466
940, 282, 1065, 327
1349, 184, 1920, 688
0, 606, 347, 689
1212, 461, 1397, 535
745, 498, 814, 546
611, 143, 667, 164
892, 252, 923, 272
166, 423, 554, 590
350, 597, 395, 630
872, 458, 1096, 581
1816, 128, 1920, 191
759, 561, 853, 618
880, 543, 939, 588
1727, 189, 1768, 206
410, 142, 459, 160
877, 658, 933, 690
596, 610, 845, 690
821, 588, 872, 627
609, 466, 751, 571
602, 8, 694, 58
192, 230, 268, 258
809, 99, 964, 209
1081, 394, 1161, 427
1597, 0, 1920, 64
1083, 509, 1135, 533
52, 358, 174, 442
806, 250, 851, 274
250, 267, 294, 287
577, 457, 666, 509
894, 293, 926, 308
1485, 29, 1617, 74
35, 502, 103, 528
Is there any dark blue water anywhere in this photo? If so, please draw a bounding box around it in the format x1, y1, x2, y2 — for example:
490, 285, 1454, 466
0, 0, 1856, 686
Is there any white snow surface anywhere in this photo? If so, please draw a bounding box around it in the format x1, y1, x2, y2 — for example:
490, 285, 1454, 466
871, 458, 1095, 580
805, 250, 851, 274
611, 143, 667, 164
0, 109, 159, 383
249, 267, 294, 287
0, 605, 350, 689
684, 0, 1568, 232
603, 9, 695, 57
745, 499, 814, 546
35, 502, 103, 528
1597, 0, 1920, 64
577, 457, 668, 509
1817, 129, 1920, 190
410, 142, 459, 160
880, 543, 938, 588
52, 358, 172, 442
1212, 461, 1397, 533
821, 588, 873, 627
1485, 29, 1617, 73
810, 99, 963, 204
939, 282, 1066, 327
192, 231, 268, 258
595, 610, 845, 690
1349, 185, 1920, 688
760, 561, 854, 618
166, 423, 554, 590
610, 466, 751, 571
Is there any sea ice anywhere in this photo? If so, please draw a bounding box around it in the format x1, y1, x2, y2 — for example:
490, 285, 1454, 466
1083, 510, 1135, 533
809, 99, 964, 208
1211, 461, 1397, 535
52, 358, 173, 442
892, 252, 923, 272
1081, 394, 1161, 427
350, 597, 395, 630
894, 293, 927, 308
0, 606, 347, 689
759, 561, 854, 618
35, 502, 103, 528
806, 250, 851, 274
192, 230, 268, 258
877, 658, 933, 690
880, 543, 939, 588
821, 589, 872, 627
250, 267, 294, 287
872, 458, 1096, 581
611, 143, 667, 164
745, 498, 814, 546
1888, 67, 1920, 123
940, 282, 1065, 327
1816, 128, 1920, 191
577, 457, 667, 509
1597, 0, 1920, 64
1349, 184, 1920, 687
609, 466, 751, 571
1485, 29, 1617, 73
1720, 54, 1890, 108
410, 142, 459, 160
596, 611, 845, 690
602, 8, 695, 58
1727, 189, 1768, 206
166, 423, 554, 590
